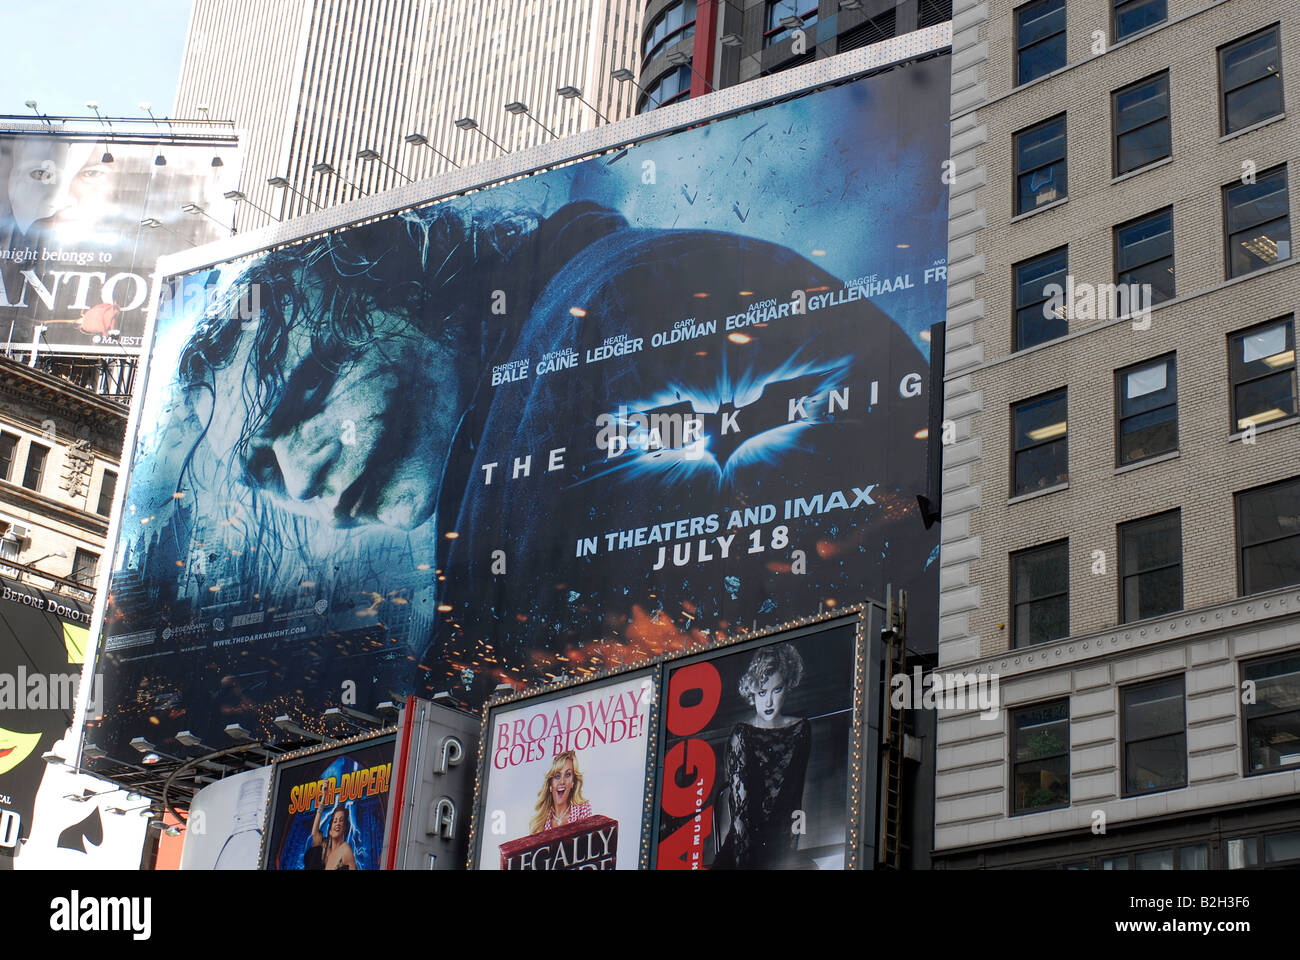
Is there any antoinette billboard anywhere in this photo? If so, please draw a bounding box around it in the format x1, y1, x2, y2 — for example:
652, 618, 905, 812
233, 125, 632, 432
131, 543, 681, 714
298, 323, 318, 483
0, 133, 239, 353
92, 56, 949, 762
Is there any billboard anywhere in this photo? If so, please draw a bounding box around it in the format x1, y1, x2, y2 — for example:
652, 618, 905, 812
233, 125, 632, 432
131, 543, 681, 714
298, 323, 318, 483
472, 671, 657, 870
179, 766, 271, 870
0, 577, 93, 869
94, 54, 949, 763
0, 133, 239, 354
651, 615, 868, 870
12, 764, 148, 870
262, 734, 395, 870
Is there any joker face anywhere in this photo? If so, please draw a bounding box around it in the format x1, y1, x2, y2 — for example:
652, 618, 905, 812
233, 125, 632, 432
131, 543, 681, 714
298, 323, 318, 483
0, 727, 41, 776
194, 279, 465, 532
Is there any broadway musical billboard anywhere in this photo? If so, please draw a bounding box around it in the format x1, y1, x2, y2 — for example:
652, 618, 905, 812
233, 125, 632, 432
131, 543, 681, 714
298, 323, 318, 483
262, 734, 395, 870
92, 53, 949, 763
0, 132, 239, 354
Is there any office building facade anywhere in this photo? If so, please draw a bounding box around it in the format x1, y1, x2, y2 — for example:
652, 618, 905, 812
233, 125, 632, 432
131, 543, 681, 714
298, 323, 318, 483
935, 0, 1300, 868
636, 0, 951, 113
175, 0, 645, 228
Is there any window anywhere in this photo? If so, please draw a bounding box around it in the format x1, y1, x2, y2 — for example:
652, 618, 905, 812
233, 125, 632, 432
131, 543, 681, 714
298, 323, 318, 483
1242, 652, 1300, 775
1228, 830, 1300, 868
22, 443, 48, 492
1011, 539, 1069, 647
1016, 0, 1065, 85
1012, 389, 1067, 494
1229, 317, 1297, 432
1223, 165, 1291, 278
1014, 247, 1068, 350
1116, 354, 1177, 465
0, 433, 16, 481
1015, 114, 1067, 214
1236, 476, 1300, 595
1113, 0, 1165, 42
1011, 700, 1069, 814
96, 470, 117, 517
642, 0, 696, 62
837, 9, 896, 54
1219, 25, 1284, 135
1122, 676, 1186, 796
1115, 207, 1174, 305
640, 65, 692, 112
1119, 510, 1182, 622
71, 548, 99, 587
764, 0, 818, 47
1113, 72, 1170, 176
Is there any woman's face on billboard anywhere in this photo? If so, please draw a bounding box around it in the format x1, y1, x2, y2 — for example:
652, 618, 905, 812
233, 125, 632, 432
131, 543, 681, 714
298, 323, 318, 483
550, 761, 575, 808
197, 283, 462, 532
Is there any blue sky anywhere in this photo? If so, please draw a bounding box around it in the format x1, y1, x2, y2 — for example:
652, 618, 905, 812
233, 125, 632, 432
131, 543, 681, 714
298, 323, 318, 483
0, 0, 194, 118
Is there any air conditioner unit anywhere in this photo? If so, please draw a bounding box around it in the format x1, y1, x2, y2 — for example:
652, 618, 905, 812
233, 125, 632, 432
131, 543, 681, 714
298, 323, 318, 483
6, 524, 30, 542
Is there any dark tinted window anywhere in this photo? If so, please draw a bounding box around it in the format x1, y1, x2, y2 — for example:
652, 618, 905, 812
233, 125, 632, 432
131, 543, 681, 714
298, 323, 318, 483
1012, 540, 1069, 646
1012, 700, 1070, 813
1013, 389, 1068, 494
1243, 653, 1300, 775
1116, 354, 1177, 465
1119, 510, 1182, 622
1219, 26, 1284, 135
1113, 72, 1170, 176
22, 443, 47, 492
96, 470, 118, 517
1236, 476, 1300, 595
1115, 207, 1174, 305
0, 434, 16, 481
1223, 165, 1291, 278
1122, 676, 1186, 796
1113, 0, 1165, 42
1228, 317, 1296, 432
1014, 247, 1069, 349
1016, 0, 1066, 85
1016, 114, 1067, 214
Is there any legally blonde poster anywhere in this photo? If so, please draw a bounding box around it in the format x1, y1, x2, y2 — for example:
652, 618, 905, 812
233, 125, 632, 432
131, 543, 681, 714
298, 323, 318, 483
476, 672, 655, 870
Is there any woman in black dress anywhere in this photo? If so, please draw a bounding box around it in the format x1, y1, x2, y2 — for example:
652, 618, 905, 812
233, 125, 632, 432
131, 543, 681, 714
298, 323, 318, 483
714, 642, 812, 869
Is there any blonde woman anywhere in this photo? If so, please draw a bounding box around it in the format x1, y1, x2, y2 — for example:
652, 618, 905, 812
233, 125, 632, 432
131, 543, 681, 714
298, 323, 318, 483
528, 750, 593, 835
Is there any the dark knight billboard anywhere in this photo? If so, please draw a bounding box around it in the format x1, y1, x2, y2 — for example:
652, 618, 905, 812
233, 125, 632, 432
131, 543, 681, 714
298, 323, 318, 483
94, 56, 949, 760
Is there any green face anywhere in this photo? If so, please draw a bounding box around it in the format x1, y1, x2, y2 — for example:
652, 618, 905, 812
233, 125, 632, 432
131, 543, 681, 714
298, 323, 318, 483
0, 727, 41, 775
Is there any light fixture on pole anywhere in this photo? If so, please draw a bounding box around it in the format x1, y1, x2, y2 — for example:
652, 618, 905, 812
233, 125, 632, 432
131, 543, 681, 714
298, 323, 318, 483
140, 217, 198, 247
356, 148, 413, 184
838, 0, 863, 9
403, 132, 460, 169
181, 201, 234, 235
720, 33, 743, 46
274, 714, 336, 745
312, 160, 368, 197
611, 68, 661, 108
504, 101, 558, 139
223, 189, 280, 222
666, 50, 714, 91
138, 100, 158, 122
267, 175, 321, 211
454, 116, 510, 155
24, 99, 38, 115
24, 549, 67, 567
85, 100, 105, 123
779, 14, 804, 28
556, 85, 611, 125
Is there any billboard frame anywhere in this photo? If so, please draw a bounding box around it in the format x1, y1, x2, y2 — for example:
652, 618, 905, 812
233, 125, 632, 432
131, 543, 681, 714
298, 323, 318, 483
79, 24, 952, 770
648, 604, 881, 871
468, 665, 663, 870
257, 727, 397, 870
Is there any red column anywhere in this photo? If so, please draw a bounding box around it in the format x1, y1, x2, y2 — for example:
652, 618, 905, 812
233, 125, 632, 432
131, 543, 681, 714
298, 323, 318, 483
690, 0, 718, 99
